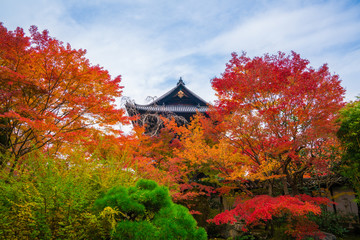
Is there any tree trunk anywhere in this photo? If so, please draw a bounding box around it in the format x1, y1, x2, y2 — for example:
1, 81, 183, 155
291, 176, 300, 196
282, 177, 289, 195
268, 181, 273, 196
0, 117, 10, 168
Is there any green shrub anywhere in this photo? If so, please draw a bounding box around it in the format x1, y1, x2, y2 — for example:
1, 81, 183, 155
94, 179, 207, 240
0, 150, 136, 239
308, 208, 349, 237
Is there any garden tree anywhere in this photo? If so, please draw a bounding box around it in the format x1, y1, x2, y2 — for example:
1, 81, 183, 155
337, 98, 360, 202
0, 23, 127, 169
211, 51, 345, 195
209, 194, 332, 240
94, 179, 207, 240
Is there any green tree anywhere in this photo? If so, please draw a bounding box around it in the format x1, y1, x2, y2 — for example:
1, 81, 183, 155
337, 98, 360, 202
0, 146, 136, 239
94, 179, 207, 240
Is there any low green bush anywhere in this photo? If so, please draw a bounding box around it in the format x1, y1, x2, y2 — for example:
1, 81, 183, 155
94, 179, 207, 240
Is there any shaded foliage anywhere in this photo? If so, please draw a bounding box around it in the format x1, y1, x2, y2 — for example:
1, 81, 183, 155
337, 99, 360, 202
308, 208, 350, 237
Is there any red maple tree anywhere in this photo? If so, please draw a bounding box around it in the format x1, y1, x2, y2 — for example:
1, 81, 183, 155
0, 24, 128, 169
209, 194, 332, 239
211, 51, 345, 195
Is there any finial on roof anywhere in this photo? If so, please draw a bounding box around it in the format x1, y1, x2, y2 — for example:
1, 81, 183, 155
177, 77, 185, 86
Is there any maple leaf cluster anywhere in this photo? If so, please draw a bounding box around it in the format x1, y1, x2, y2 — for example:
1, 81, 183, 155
209, 194, 331, 239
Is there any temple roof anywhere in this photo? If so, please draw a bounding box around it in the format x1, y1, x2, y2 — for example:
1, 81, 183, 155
126, 78, 209, 119
133, 104, 208, 113
145, 77, 208, 107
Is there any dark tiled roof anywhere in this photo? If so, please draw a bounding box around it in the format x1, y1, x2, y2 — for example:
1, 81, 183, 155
131, 104, 208, 113
125, 78, 210, 121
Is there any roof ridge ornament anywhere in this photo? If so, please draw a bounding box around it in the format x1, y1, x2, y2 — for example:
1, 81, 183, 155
177, 77, 185, 86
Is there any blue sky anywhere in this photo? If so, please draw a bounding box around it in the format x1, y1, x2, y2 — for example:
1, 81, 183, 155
1, 0, 360, 106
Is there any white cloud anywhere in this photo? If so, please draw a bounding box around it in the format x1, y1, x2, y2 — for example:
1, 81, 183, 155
1, 0, 359, 108
202, 2, 360, 55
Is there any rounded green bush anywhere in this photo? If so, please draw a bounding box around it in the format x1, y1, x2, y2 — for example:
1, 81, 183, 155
94, 179, 207, 240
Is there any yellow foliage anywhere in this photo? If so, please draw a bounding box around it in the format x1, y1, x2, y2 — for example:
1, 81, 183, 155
100, 206, 119, 231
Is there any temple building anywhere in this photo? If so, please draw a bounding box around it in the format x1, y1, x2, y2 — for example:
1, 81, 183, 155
125, 78, 209, 134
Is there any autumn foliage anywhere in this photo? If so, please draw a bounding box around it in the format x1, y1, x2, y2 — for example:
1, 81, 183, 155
211, 51, 345, 195
209, 194, 332, 239
0, 23, 352, 239
0, 23, 127, 169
